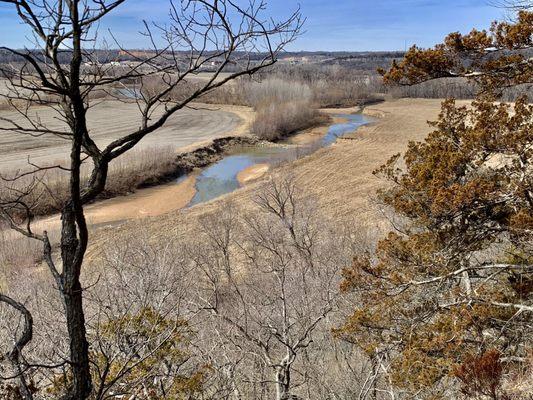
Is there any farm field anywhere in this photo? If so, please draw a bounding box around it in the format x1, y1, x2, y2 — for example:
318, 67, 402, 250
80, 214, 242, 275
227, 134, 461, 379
0, 99, 252, 171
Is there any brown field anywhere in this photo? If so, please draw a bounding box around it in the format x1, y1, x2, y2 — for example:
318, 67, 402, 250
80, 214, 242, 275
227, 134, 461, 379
85, 98, 467, 262
0, 99, 251, 171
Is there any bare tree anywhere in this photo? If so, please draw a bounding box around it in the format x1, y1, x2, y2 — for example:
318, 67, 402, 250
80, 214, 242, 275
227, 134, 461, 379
489, 0, 532, 10
190, 179, 345, 400
0, 1, 301, 398
83, 237, 203, 400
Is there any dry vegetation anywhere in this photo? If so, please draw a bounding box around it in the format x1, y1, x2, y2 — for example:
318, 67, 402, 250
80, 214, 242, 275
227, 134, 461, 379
137, 62, 531, 121
250, 101, 325, 140
0, 178, 373, 399
0, 1, 531, 398
138, 76, 330, 140
87, 99, 451, 249
387, 77, 532, 101
82, 95, 533, 399
0, 146, 177, 217
140, 65, 385, 108
2, 95, 532, 398
257, 64, 385, 107
247, 79, 328, 140
0, 0, 304, 397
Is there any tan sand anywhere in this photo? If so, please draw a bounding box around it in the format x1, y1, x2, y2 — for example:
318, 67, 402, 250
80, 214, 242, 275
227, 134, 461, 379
287, 116, 349, 145
28, 174, 197, 237
237, 163, 270, 185
83, 174, 198, 225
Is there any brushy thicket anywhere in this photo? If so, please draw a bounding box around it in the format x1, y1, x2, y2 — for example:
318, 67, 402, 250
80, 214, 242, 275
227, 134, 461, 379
0, 227, 60, 273
250, 101, 326, 141
257, 64, 385, 107
137, 62, 533, 112
0, 146, 177, 217
246, 79, 328, 140
138, 65, 386, 109
147, 77, 330, 141
267, 64, 531, 102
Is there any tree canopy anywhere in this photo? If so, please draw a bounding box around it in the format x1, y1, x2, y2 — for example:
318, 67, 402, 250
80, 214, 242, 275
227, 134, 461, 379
339, 9, 532, 399
379, 11, 532, 96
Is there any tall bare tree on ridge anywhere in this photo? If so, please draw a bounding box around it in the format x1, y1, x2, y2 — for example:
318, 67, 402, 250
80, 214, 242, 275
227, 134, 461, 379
0, 1, 302, 398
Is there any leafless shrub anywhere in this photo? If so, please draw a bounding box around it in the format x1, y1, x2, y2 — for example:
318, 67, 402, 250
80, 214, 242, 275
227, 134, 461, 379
251, 101, 327, 141
0, 146, 177, 217
0, 263, 67, 397
76, 238, 206, 399
0, 176, 384, 399
186, 178, 367, 399
245, 79, 327, 140
0, 233, 204, 399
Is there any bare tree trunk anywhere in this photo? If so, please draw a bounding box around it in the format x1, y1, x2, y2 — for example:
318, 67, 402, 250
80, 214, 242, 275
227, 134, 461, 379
60, 167, 92, 399
59, 4, 92, 395
62, 274, 92, 399
275, 364, 291, 400
0, 2, 301, 398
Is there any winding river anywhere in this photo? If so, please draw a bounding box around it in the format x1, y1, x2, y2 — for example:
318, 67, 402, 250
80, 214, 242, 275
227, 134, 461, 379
113, 87, 373, 209
23, 112, 373, 234
187, 113, 372, 207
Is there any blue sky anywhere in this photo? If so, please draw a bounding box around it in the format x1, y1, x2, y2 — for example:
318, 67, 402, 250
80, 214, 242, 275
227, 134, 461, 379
0, 0, 504, 51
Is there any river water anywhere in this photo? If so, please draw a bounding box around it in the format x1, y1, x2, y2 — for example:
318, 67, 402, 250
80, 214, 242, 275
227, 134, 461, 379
187, 113, 372, 207
114, 86, 373, 208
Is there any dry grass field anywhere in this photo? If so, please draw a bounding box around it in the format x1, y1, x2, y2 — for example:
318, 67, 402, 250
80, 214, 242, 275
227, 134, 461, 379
85, 98, 466, 262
